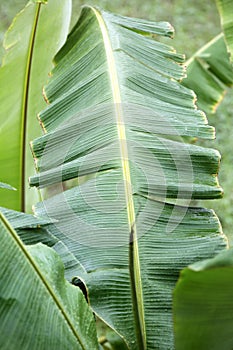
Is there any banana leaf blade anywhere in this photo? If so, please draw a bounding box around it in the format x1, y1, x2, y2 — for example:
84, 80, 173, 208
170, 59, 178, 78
0, 212, 99, 350
174, 249, 233, 350
183, 34, 233, 114
216, 0, 233, 61
29, 7, 227, 349
0, 0, 71, 212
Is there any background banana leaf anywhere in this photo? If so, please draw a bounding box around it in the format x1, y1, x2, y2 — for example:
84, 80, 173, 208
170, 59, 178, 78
28, 7, 228, 349
182, 0, 233, 115
183, 33, 233, 114
216, 0, 233, 61
0, 212, 99, 350
0, 0, 71, 212
173, 248, 233, 350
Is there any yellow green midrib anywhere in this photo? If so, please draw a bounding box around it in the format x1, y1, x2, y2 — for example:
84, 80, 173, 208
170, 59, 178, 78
91, 7, 146, 349
20, 3, 41, 212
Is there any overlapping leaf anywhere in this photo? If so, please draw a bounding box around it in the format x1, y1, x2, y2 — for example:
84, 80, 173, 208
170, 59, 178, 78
0, 212, 99, 350
216, 0, 233, 61
0, 0, 71, 212
183, 33, 233, 114
182, 0, 233, 115
174, 249, 233, 350
29, 7, 227, 349
0, 206, 87, 278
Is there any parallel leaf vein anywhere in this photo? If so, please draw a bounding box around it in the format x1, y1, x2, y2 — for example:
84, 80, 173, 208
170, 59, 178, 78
91, 7, 146, 349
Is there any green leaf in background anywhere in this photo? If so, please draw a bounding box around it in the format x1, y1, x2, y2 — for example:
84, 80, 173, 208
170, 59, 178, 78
173, 248, 233, 350
0, 0, 71, 212
29, 6, 227, 349
0, 212, 99, 350
216, 0, 233, 61
182, 33, 233, 114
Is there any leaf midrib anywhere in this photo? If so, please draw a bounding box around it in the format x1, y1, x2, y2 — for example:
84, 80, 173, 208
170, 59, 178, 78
21, 3, 41, 212
90, 7, 146, 349
0, 213, 87, 350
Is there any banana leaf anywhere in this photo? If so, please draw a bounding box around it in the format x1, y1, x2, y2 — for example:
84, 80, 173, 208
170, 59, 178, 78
173, 248, 233, 350
182, 33, 233, 114
29, 7, 227, 349
0, 212, 99, 350
0, 206, 87, 277
0, 0, 71, 212
182, 0, 233, 115
216, 0, 233, 61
